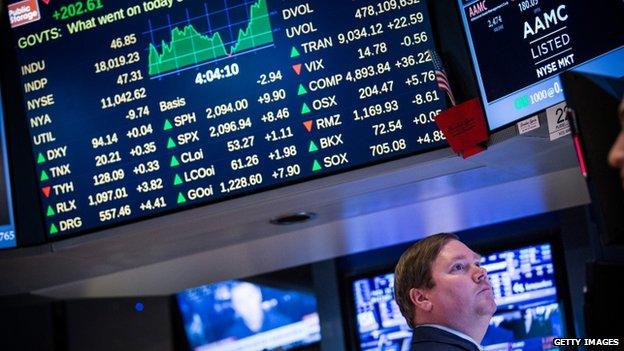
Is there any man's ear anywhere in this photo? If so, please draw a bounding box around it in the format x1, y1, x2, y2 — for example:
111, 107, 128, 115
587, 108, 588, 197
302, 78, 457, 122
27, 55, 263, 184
409, 287, 432, 312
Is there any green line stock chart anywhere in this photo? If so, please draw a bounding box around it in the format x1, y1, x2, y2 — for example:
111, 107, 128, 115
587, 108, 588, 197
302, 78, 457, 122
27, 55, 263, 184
147, 0, 274, 77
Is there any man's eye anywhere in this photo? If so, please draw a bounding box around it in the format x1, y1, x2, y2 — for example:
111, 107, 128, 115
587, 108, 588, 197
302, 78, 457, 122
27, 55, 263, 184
452, 263, 465, 271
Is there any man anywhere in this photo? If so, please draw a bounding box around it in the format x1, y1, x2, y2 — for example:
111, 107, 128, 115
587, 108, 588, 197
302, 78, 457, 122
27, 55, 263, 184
394, 233, 497, 351
225, 282, 292, 339
607, 96, 624, 188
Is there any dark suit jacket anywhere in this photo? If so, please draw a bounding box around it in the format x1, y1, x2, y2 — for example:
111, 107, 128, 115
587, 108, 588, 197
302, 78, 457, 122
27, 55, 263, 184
411, 326, 481, 351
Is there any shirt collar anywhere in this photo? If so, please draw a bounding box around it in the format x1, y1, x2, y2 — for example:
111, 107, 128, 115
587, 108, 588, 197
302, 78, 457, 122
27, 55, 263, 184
417, 324, 484, 351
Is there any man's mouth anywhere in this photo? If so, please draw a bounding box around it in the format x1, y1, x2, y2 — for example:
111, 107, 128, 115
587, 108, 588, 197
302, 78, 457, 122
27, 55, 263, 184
478, 286, 492, 295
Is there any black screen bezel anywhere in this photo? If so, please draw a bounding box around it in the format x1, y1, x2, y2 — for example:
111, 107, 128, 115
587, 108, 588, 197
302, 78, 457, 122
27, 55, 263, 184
0, 0, 470, 244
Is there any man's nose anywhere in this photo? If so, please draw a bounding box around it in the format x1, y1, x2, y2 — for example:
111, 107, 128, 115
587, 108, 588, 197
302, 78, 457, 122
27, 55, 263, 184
473, 265, 488, 283
608, 132, 624, 168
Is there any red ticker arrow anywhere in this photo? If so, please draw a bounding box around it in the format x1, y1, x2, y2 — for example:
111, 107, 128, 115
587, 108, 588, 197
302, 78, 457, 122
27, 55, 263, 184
42, 0, 50, 5
303, 120, 313, 132
41, 186, 51, 198
292, 64, 302, 75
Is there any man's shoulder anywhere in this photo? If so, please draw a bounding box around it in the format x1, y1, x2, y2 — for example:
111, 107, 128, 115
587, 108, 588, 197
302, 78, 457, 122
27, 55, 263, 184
411, 326, 480, 351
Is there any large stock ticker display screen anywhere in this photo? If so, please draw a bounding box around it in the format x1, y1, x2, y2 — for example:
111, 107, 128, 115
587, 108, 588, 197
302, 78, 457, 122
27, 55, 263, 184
5, 0, 447, 238
459, 0, 624, 130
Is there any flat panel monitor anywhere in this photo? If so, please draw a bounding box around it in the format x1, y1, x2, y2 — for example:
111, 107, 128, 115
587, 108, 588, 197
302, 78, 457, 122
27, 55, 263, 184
352, 273, 411, 351
177, 280, 321, 351
457, 0, 624, 130
350, 243, 567, 351
0, 90, 17, 249
2, 0, 448, 239
481, 243, 565, 351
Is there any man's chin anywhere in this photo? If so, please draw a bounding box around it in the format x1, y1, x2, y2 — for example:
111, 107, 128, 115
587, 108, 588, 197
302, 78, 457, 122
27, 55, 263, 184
477, 299, 497, 316
486, 301, 497, 316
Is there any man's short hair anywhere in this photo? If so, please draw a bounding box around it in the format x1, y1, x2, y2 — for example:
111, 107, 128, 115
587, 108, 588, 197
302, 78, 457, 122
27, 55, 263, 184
394, 233, 459, 329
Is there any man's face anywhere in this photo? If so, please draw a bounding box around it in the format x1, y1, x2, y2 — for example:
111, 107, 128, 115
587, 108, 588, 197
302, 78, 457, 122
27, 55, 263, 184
608, 98, 624, 188
426, 240, 497, 323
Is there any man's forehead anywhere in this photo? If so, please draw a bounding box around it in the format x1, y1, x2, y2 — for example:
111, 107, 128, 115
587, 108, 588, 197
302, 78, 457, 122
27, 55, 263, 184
436, 240, 480, 263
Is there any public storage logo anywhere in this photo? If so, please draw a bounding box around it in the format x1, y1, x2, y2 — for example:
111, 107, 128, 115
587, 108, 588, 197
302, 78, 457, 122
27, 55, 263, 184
8, 0, 41, 28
